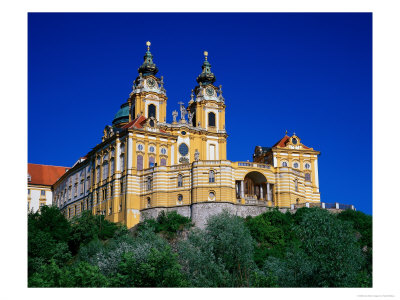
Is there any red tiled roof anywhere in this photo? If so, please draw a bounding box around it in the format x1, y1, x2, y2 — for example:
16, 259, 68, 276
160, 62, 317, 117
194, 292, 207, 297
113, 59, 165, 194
272, 135, 290, 148
28, 163, 69, 186
272, 135, 312, 149
122, 115, 147, 129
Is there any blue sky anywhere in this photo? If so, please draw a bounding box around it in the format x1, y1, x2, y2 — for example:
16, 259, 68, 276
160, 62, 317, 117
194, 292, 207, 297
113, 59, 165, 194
28, 13, 372, 214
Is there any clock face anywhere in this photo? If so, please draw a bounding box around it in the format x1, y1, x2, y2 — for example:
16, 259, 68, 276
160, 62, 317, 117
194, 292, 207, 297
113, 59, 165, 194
292, 138, 298, 145
147, 78, 156, 88
179, 143, 189, 156
206, 87, 214, 96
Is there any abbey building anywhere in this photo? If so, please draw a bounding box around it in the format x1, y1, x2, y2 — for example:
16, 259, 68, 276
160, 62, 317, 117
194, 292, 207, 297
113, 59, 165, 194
51, 42, 321, 228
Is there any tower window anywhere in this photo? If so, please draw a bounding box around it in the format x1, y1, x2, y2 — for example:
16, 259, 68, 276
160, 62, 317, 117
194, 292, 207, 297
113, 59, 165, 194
305, 163, 311, 169
208, 112, 216, 127
305, 173, 311, 181
293, 162, 299, 169
160, 158, 167, 166
282, 161, 288, 167
149, 156, 155, 168
137, 155, 143, 171
148, 104, 156, 119
209, 170, 215, 183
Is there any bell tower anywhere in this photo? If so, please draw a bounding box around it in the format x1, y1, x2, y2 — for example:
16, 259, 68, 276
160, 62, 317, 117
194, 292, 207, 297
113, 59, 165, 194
187, 51, 227, 160
128, 41, 168, 123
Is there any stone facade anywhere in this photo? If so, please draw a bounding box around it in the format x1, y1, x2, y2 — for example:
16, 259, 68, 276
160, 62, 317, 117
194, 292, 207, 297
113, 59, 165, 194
141, 202, 286, 229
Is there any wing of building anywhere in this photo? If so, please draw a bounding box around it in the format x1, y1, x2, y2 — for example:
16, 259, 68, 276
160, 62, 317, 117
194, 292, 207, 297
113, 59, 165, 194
28, 163, 69, 212
50, 43, 321, 228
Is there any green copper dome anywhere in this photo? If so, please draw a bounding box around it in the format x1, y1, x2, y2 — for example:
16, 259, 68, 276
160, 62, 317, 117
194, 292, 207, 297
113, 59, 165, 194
112, 102, 129, 126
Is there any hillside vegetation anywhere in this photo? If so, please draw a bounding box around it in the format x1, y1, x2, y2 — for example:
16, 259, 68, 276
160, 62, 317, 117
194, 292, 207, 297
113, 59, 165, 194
28, 206, 372, 287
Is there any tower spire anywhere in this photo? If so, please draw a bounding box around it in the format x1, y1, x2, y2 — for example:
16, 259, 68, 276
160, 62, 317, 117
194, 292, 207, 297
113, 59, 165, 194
138, 41, 158, 76
196, 50, 216, 85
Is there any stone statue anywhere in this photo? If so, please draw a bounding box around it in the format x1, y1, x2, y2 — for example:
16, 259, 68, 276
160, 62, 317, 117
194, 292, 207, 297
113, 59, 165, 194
188, 111, 194, 125
198, 121, 201, 127
190, 89, 194, 101
178, 102, 187, 121
194, 149, 200, 161
172, 110, 178, 123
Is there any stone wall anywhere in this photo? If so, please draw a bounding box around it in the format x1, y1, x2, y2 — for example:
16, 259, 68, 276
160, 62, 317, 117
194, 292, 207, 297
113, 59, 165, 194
140, 202, 289, 229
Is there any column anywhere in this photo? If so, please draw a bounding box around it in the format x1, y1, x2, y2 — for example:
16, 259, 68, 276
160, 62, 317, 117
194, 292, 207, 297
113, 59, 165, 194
267, 183, 271, 201
260, 185, 264, 200
240, 180, 244, 199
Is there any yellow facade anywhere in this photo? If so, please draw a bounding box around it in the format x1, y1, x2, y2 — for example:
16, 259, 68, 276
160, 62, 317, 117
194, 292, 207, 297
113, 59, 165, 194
52, 43, 321, 229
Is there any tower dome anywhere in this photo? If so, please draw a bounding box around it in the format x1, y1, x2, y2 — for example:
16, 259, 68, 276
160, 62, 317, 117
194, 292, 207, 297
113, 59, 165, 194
137, 41, 159, 77
112, 102, 129, 126
196, 51, 216, 85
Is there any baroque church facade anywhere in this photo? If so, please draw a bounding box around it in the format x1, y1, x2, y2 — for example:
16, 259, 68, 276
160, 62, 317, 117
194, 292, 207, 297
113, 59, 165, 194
52, 42, 321, 229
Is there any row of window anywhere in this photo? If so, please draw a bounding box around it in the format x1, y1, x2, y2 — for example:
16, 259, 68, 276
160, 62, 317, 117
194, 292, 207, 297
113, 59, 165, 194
137, 143, 168, 155
281, 161, 311, 169
145, 190, 216, 208
27, 189, 46, 196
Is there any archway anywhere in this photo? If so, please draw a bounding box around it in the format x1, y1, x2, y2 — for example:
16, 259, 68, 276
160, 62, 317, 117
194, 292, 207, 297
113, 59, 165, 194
244, 171, 267, 201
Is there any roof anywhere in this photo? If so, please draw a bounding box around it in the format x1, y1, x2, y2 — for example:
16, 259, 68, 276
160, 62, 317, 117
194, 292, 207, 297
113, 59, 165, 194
28, 163, 70, 186
272, 135, 290, 148
272, 135, 311, 150
122, 115, 147, 129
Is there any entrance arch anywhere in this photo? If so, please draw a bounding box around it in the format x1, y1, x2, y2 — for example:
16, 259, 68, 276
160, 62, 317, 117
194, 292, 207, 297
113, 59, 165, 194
244, 171, 267, 200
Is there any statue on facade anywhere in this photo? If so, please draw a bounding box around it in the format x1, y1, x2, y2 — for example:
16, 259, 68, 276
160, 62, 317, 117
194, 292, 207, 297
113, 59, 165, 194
172, 110, 178, 123
178, 102, 187, 121
188, 111, 194, 125
194, 149, 200, 161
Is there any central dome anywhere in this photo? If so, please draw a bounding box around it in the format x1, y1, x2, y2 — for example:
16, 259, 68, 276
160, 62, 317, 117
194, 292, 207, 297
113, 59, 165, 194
112, 102, 129, 126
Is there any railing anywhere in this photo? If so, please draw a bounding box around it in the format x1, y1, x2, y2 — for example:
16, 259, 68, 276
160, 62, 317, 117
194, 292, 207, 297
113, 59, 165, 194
291, 202, 355, 210
339, 203, 353, 210
237, 162, 271, 169
245, 199, 269, 206
324, 203, 337, 209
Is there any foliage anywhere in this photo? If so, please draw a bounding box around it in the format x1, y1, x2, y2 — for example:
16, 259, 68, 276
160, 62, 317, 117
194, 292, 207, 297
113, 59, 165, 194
137, 211, 193, 239
263, 208, 366, 287
28, 207, 372, 288
28, 260, 108, 287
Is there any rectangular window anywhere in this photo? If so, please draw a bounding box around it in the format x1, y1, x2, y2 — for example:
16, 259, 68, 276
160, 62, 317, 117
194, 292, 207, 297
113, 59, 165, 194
41, 190, 46, 196
209, 144, 215, 160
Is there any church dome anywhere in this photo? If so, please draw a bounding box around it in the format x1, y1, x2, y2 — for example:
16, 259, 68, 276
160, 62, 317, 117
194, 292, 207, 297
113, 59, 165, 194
112, 102, 129, 126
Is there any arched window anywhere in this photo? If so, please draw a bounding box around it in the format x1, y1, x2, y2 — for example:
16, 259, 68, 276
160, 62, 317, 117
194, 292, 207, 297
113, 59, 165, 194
147, 176, 152, 191
149, 156, 155, 168
282, 161, 288, 167
148, 104, 156, 119
294, 179, 298, 192
160, 158, 167, 166
293, 162, 299, 169
96, 167, 100, 183
305, 173, 311, 181
110, 158, 115, 175
120, 154, 125, 172
102, 161, 108, 180
305, 163, 311, 169
137, 155, 143, 170
177, 174, 183, 187
208, 112, 216, 127
178, 194, 183, 204
209, 170, 215, 183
